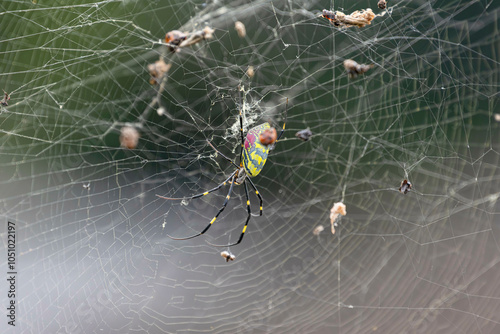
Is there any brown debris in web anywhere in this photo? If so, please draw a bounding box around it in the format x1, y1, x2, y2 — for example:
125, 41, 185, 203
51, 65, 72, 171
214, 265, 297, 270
322, 8, 387, 29
164, 26, 214, 52
148, 58, 172, 85
178, 26, 214, 49
343, 59, 374, 78
329, 202, 347, 235
1, 90, 10, 106
120, 126, 140, 149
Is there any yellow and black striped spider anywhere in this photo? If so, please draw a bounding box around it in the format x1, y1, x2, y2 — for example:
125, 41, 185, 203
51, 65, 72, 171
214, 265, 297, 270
158, 89, 287, 247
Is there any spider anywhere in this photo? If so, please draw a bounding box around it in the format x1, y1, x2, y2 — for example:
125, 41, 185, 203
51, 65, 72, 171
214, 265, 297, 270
157, 88, 287, 247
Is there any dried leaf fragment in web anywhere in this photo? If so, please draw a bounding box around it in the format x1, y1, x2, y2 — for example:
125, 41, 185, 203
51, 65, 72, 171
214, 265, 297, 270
322, 8, 387, 29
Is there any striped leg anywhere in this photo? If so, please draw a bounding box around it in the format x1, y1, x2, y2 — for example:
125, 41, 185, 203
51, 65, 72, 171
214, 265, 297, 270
164, 174, 237, 241
156, 170, 237, 200
246, 177, 263, 216
238, 85, 245, 165
207, 180, 252, 247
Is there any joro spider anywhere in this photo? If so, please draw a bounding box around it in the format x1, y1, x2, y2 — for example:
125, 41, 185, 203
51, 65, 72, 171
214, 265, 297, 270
157, 90, 287, 247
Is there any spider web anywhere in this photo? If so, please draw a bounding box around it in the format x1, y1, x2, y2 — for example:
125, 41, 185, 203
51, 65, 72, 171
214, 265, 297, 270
1, 0, 500, 333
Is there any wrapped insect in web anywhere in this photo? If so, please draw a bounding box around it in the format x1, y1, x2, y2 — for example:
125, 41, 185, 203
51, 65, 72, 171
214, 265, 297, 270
165, 26, 214, 52
221, 250, 236, 262
322, 8, 376, 29
399, 179, 412, 194
330, 202, 347, 234
120, 126, 140, 149
148, 58, 171, 85
344, 59, 373, 79
378, 0, 387, 10
295, 128, 313, 141
313, 225, 324, 236
246, 66, 255, 78
164, 30, 187, 52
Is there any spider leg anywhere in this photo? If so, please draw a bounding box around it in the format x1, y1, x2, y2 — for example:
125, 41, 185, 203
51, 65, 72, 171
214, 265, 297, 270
156, 170, 236, 200
246, 177, 263, 216
207, 180, 252, 247
276, 98, 287, 141
164, 173, 237, 241
238, 85, 245, 165
206, 140, 239, 169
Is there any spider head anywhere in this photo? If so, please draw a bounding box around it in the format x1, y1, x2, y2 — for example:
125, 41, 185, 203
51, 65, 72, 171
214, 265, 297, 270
259, 127, 277, 146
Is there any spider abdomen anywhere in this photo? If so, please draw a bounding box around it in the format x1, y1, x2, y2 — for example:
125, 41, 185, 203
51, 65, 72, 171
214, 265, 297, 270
242, 122, 272, 177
